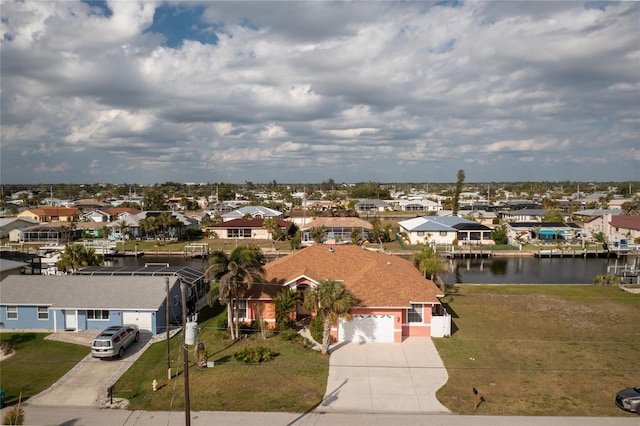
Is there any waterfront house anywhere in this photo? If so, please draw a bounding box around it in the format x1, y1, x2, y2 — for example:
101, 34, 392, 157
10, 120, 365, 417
238, 244, 451, 342
300, 217, 373, 244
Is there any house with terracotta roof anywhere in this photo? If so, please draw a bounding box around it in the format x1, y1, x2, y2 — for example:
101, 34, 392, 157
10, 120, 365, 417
301, 217, 373, 244
241, 244, 451, 342
17, 207, 79, 223
205, 217, 294, 239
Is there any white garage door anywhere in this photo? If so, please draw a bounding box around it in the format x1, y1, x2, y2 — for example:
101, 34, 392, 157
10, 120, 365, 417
122, 311, 153, 332
338, 314, 395, 343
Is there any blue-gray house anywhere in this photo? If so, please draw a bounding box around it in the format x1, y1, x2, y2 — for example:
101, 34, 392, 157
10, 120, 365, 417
0, 275, 183, 334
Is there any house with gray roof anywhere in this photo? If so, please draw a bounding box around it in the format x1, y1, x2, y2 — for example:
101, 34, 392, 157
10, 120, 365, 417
0, 275, 184, 334
398, 216, 494, 245
221, 206, 282, 222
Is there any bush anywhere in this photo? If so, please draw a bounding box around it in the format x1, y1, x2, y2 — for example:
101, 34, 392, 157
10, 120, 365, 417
216, 317, 228, 332
233, 346, 276, 363
309, 315, 324, 344
278, 328, 298, 341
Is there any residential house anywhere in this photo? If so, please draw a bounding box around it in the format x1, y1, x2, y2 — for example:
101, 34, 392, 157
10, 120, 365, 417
221, 206, 282, 222
0, 275, 184, 334
583, 214, 640, 245
17, 207, 79, 223
500, 208, 547, 222
72, 199, 111, 212
354, 199, 390, 214
301, 217, 373, 244
240, 244, 450, 342
398, 216, 493, 245
505, 222, 582, 245
397, 199, 441, 213
205, 218, 294, 239
0, 217, 38, 239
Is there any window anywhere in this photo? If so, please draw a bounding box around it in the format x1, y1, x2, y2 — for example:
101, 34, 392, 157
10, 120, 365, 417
417, 231, 424, 236
228, 228, 252, 238
6, 306, 17, 320
234, 299, 248, 319
37, 306, 49, 320
440, 231, 447, 237
408, 304, 423, 323
87, 310, 110, 320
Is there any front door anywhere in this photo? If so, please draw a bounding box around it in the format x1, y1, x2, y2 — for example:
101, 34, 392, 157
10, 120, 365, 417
64, 310, 77, 331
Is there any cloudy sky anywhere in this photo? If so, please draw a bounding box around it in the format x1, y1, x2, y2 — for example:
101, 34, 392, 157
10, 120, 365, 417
1, 1, 638, 185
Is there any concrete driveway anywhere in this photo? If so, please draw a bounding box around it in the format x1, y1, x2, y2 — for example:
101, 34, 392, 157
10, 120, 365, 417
317, 338, 450, 414
27, 330, 154, 407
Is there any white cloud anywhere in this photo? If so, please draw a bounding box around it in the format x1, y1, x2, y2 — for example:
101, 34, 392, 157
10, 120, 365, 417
1, 0, 638, 184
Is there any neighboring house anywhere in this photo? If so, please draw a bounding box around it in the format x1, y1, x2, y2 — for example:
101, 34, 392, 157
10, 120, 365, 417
505, 222, 582, 245
222, 206, 282, 222
113, 211, 199, 240
82, 209, 111, 223
240, 244, 450, 342
205, 218, 294, 239
0, 217, 38, 239
301, 217, 373, 244
354, 199, 390, 214
11, 223, 72, 243
500, 209, 548, 222
103, 207, 141, 218
584, 214, 640, 245
397, 199, 441, 213
17, 207, 79, 223
72, 199, 111, 212
397, 217, 457, 245
458, 210, 498, 227
0, 275, 185, 334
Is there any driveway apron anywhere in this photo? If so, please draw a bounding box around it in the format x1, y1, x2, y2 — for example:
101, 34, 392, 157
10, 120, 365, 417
27, 332, 153, 407
318, 338, 450, 414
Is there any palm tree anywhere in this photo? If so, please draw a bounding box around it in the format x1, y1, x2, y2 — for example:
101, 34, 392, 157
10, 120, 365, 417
411, 246, 447, 291
263, 217, 279, 240
139, 216, 158, 240
621, 199, 640, 216
274, 287, 302, 328
57, 244, 103, 273
303, 279, 357, 355
310, 225, 327, 244
158, 211, 175, 241
204, 245, 265, 339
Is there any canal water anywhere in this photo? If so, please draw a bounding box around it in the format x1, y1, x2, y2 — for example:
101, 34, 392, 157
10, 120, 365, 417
106, 254, 638, 285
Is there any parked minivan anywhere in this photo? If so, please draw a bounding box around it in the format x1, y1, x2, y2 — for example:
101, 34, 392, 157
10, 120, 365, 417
91, 325, 140, 359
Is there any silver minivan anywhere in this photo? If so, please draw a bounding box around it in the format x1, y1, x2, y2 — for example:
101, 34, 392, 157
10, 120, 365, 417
91, 324, 140, 359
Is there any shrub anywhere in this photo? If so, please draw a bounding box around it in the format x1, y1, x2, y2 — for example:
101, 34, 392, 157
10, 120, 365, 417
1, 342, 12, 355
309, 315, 324, 344
233, 346, 276, 363
278, 328, 298, 341
216, 317, 228, 332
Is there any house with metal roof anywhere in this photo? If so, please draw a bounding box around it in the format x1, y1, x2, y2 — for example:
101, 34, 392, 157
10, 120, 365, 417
221, 205, 282, 222
0, 275, 184, 334
300, 217, 373, 244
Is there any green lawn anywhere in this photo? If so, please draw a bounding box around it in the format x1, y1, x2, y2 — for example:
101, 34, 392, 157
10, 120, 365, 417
433, 285, 640, 416
114, 303, 329, 412
0, 333, 90, 406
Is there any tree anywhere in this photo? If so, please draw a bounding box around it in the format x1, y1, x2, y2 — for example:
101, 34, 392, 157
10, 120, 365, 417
57, 244, 103, 273
542, 210, 564, 223
411, 247, 447, 291
263, 217, 279, 240
158, 211, 179, 241
139, 216, 159, 239
142, 189, 166, 211
310, 225, 327, 244
491, 224, 509, 245
303, 279, 357, 355
621, 199, 640, 215
204, 245, 265, 340
274, 287, 302, 329
452, 169, 465, 216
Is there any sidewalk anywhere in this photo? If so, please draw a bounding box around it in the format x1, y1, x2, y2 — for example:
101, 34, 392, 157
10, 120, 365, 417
11, 406, 640, 426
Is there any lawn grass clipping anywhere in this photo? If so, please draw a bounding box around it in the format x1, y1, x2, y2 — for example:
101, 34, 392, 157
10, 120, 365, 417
0, 333, 90, 406
433, 285, 640, 416
114, 304, 329, 412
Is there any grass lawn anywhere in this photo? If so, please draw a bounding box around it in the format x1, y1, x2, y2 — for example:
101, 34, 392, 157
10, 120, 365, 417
114, 303, 329, 412
434, 284, 640, 416
0, 333, 90, 406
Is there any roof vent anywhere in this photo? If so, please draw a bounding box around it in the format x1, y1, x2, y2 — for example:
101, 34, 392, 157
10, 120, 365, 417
328, 247, 335, 253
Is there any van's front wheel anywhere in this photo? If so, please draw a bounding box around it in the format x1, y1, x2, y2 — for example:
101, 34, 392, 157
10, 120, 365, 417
135, 331, 140, 342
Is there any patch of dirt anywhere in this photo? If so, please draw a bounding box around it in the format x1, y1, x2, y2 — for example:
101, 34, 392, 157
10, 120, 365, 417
0, 348, 16, 361
103, 398, 130, 410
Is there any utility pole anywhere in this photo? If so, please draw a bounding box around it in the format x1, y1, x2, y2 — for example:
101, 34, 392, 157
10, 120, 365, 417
165, 277, 171, 380
180, 280, 191, 426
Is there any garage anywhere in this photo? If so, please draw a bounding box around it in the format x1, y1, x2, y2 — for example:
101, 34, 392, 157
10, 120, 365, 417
122, 311, 153, 333
338, 314, 395, 343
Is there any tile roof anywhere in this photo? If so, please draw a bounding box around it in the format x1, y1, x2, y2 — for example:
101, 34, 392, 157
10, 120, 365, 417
252, 245, 442, 307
